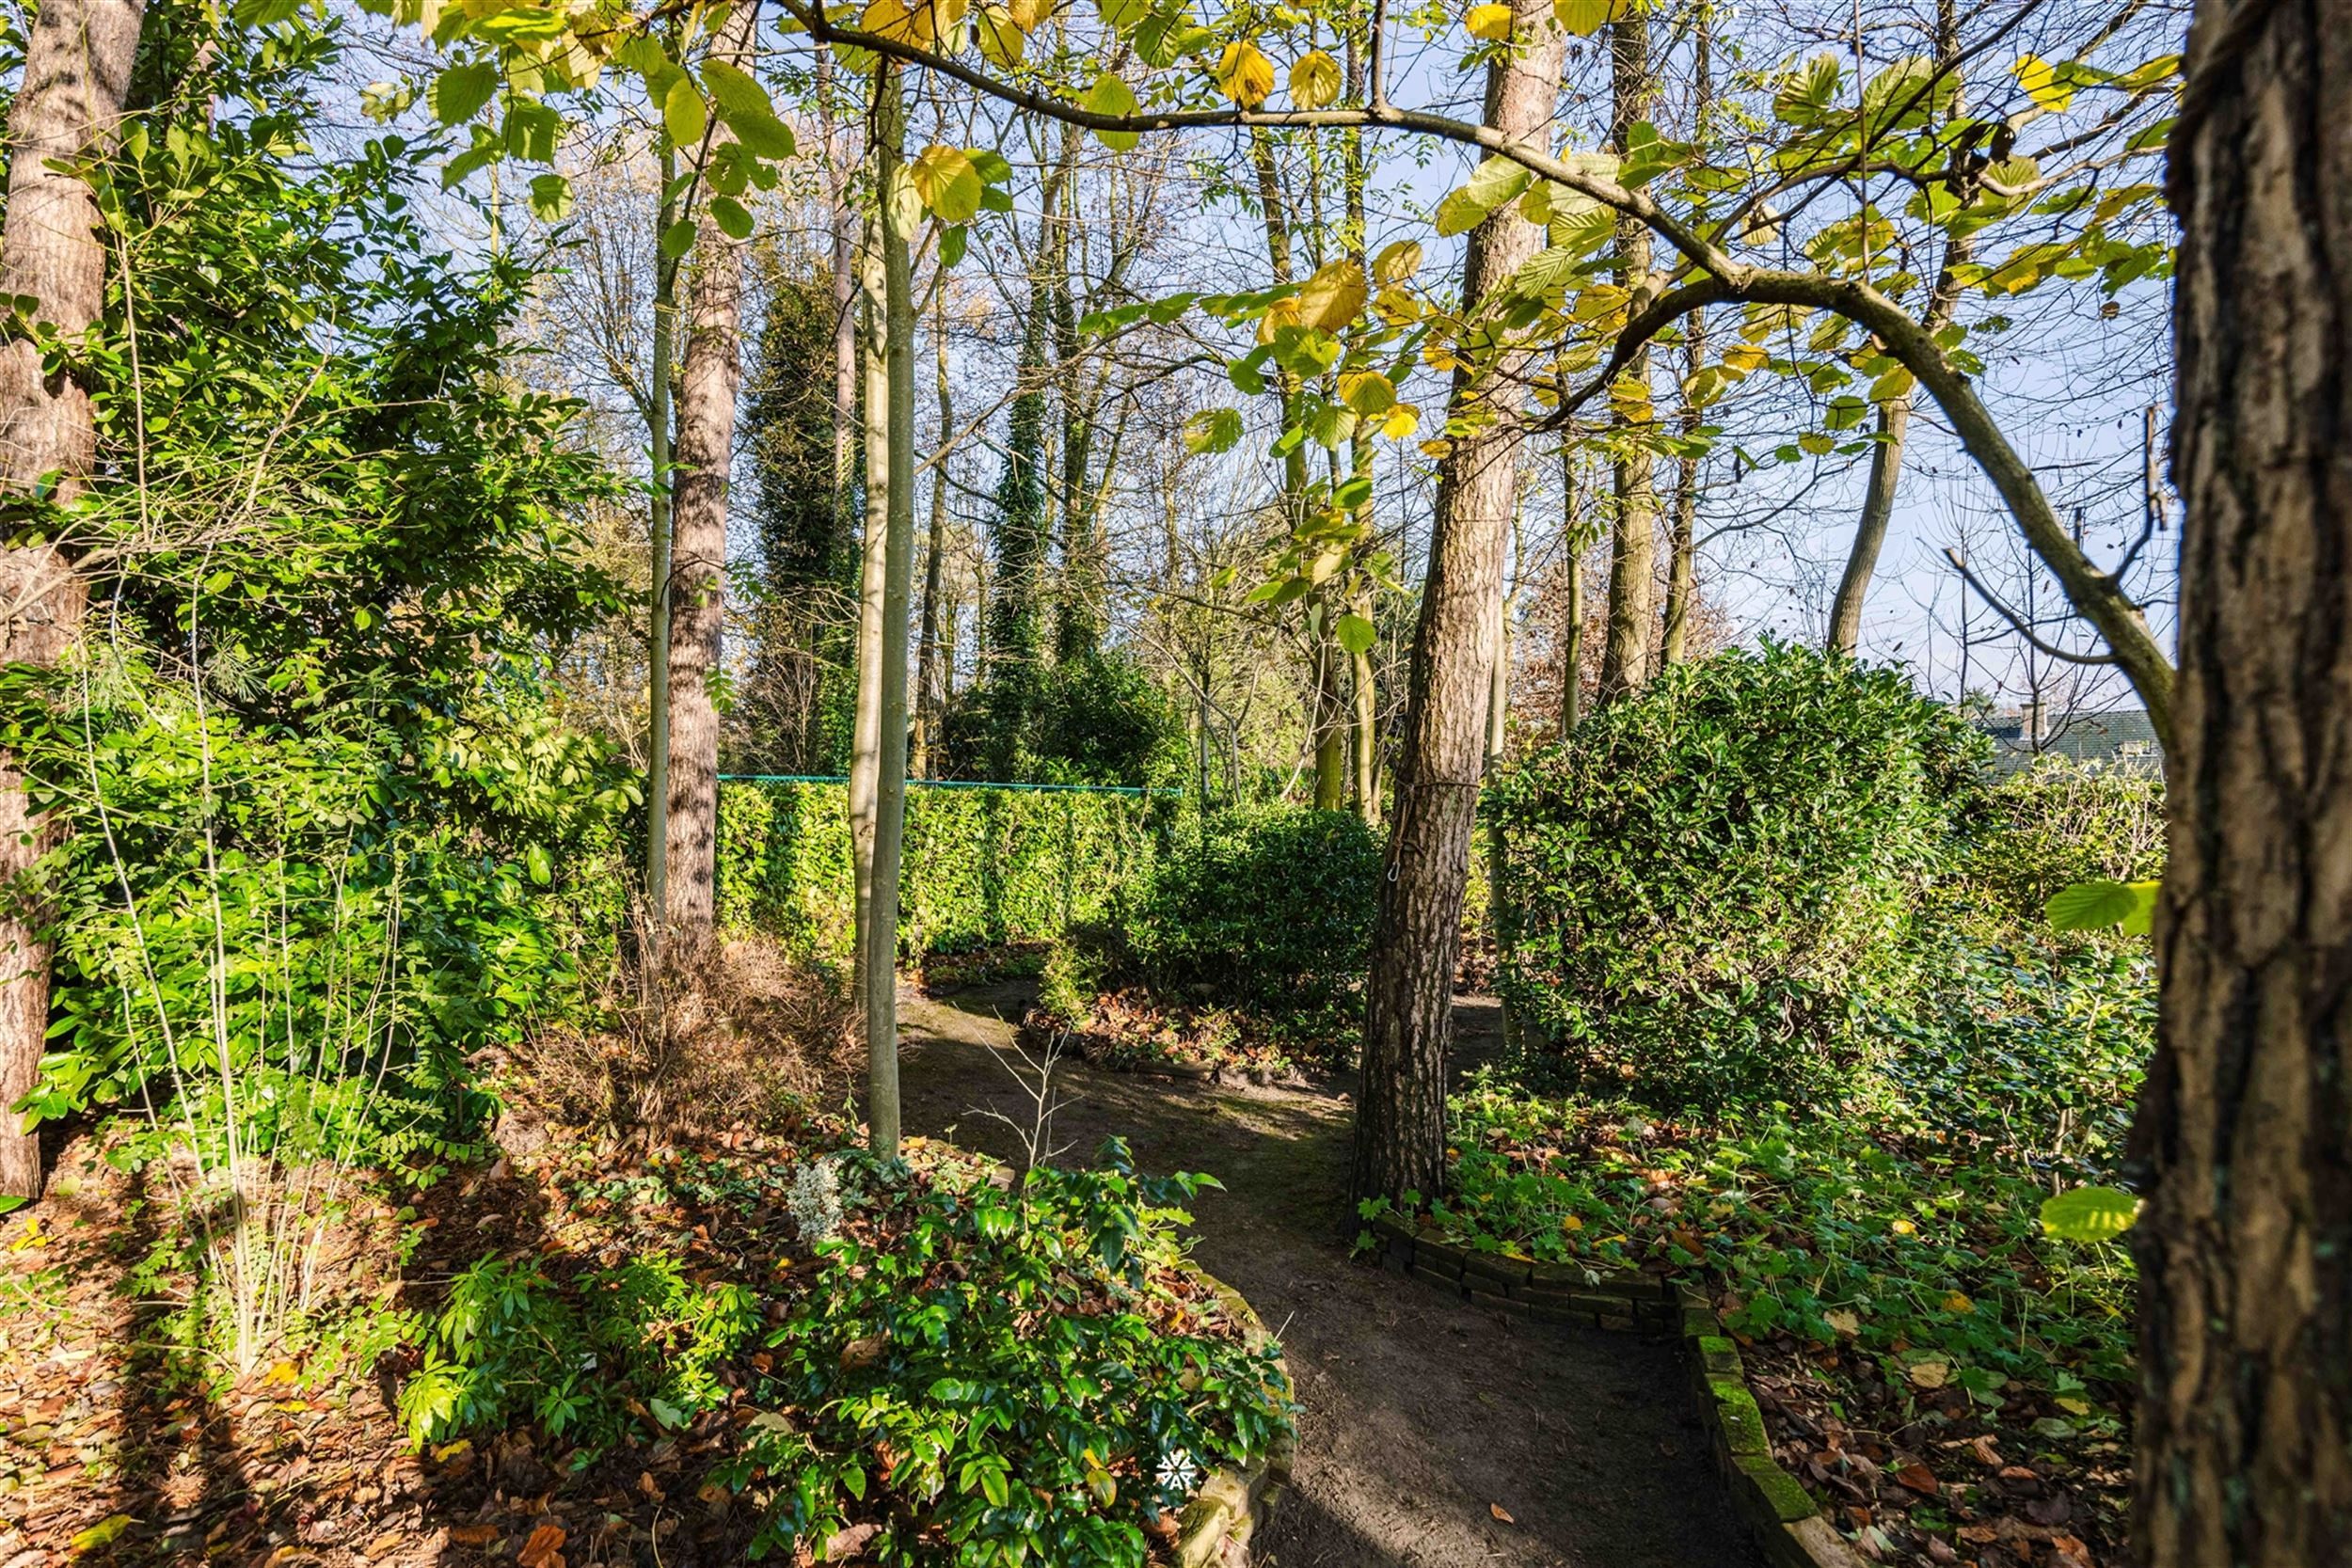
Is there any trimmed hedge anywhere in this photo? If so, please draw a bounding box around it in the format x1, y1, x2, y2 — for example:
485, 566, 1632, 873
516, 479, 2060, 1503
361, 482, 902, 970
716, 781, 1162, 966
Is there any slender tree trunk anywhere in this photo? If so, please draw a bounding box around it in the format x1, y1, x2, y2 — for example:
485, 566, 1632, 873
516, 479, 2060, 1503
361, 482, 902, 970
1661, 311, 1703, 665
1660, 3, 1708, 670
1312, 612, 1347, 810
2135, 4, 2352, 1561
1559, 449, 1585, 733
1343, 11, 1380, 827
1826, 0, 1962, 658
859, 65, 917, 1158
1351, 0, 1563, 1206
0, 0, 146, 1200
849, 214, 885, 1002
913, 293, 951, 778
660, 22, 752, 963
644, 149, 680, 958
1350, 594, 1379, 825
1597, 8, 1657, 705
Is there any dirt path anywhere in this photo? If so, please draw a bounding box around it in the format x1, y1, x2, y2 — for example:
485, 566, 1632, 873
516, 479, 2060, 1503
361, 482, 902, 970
898, 984, 1764, 1568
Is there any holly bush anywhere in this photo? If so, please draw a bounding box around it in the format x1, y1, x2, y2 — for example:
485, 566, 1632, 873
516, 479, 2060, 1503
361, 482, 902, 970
1488, 642, 1988, 1114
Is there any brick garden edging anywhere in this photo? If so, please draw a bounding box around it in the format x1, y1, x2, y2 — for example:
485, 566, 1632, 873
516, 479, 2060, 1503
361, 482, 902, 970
1370, 1212, 1866, 1568
1170, 1268, 1295, 1568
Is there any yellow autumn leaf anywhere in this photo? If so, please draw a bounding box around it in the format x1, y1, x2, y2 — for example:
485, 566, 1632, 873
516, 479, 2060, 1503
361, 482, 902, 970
1419, 437, 1454, 458
1825, 1308, 1860, 1337
1552, 0, 1617, 33
1906, 1358, 1950, 1389
1465, 2, 1514, 39
909, 144, 982, 222
1943, 1291, 1976, 1315
1215, 40, 1275, 107
1255, 296, 1302, 343
1373, 239, 1422, 284
1559, 1211, 1583, 1231
1005, 0, 1055, 24
1290, 48, 1341, 108
1720, 341, 1771, 375
1891, 1218, 1917, 1235
1295, 260, 1367, 331
975, 5, 1025, 65
1374, 285, 1422, 325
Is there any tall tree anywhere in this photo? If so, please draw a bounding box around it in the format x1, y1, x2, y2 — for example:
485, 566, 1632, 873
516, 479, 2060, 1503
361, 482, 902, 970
659, 18, 753, 960
1596, 3, 1659, 705
0, 0, 147, 1200
913, 292, 953, 776
1351, 0, 1565, 1204
2136, 0, 2352, 1559
980, 293, 1052, 777
1823, 0, 1965, 658
1659, 0, 1708, 668
743, 257, 852, 772
852, 63, 917, 1156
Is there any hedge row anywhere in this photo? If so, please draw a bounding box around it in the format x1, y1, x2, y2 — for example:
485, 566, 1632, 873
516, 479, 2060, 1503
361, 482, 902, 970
715, 781, 1164, 965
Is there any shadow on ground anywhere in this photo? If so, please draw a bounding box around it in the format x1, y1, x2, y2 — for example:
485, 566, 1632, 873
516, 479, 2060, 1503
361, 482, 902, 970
898, 985, 1764, 1568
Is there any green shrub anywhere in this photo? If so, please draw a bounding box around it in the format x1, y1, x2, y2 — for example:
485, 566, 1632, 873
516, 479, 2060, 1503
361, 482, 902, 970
1959, 756, 2165, 928
716, 782, 1162, 966
1123, 808, 1381, 1013
1490, 642, 1989, 1115
399, 1251, 760, 1453
727, 1142, 1292, 1566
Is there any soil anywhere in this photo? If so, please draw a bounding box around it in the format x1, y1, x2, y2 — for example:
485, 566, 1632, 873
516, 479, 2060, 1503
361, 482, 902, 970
898, 980, 1766, 1568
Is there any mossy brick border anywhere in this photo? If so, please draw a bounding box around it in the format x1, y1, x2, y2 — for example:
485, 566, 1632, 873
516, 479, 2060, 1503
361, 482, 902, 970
1370, 1212, 1865, 1568
1170, 1269, 1296, 1568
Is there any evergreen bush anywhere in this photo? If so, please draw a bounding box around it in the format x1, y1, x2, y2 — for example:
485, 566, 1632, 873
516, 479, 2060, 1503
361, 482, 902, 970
1489, 642, 1989, 1114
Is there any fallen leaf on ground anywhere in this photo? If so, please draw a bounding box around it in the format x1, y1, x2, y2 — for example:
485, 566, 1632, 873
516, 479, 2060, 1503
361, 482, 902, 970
1894, 1464, 1940, 1497
516, 1522, 566, 1568
1489, 1502, 1516, 1524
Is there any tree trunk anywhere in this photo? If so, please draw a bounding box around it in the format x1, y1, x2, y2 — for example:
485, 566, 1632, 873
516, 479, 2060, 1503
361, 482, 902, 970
2134, 4, 2352, 1561
1559, 450, 1585, 734
1350, 0, 1562, 1206
1826, 0, 1961, 659
0, 0, 146, 1201
1659, 4, 1708, 670
913, 293, 951, 778
1661, 314, 1703, 665
848, 211, 885, 1000
644, 150, 680, 960
859, 65, 916, 1158
1826, 398, 1908, 657
1597, 9, 1658, 705
660, 29, 751, 963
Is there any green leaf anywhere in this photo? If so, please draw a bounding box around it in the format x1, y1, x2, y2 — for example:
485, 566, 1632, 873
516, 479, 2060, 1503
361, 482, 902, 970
1086, 73, 1140, 151
1336, 612, 1377, 656
527, 173, 572, 223
524, 844, 552, 886
2040, 1185, 2140, 1243
430, 61, 499, 126
663, 76, 708, 150
659, 218, 698, 260
2045, 878, 2160, 935
1184, 407, 1243, 454
709, 196, 754, 240
232, 0, 303, 24
1436, 156, 1533, 238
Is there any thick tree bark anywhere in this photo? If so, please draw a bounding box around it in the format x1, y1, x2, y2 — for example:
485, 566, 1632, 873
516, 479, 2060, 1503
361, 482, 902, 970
2134, 3, 2352, 1561
660, 67, 750, 960
1660, 306, 1703, 666
1597, 10, 1657, 705
857, 65, 916, 1158
0, 0, 146, 1201
1350, 0, 1562, 1206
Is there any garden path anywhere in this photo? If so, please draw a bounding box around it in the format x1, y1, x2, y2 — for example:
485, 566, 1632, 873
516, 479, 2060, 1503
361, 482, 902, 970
897, 982, 1765, 1568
